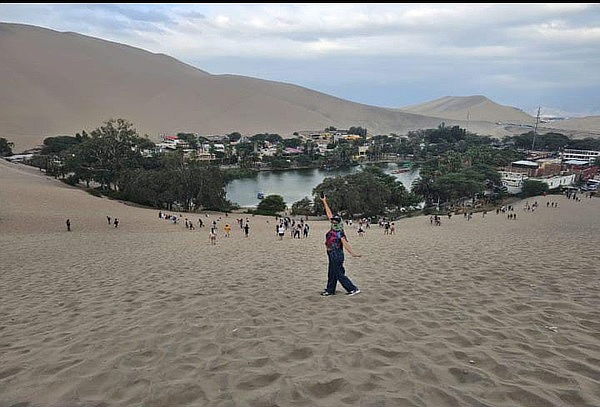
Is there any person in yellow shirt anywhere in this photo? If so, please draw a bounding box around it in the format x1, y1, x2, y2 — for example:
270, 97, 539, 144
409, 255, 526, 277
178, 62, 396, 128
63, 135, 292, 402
224, 223, 232, 238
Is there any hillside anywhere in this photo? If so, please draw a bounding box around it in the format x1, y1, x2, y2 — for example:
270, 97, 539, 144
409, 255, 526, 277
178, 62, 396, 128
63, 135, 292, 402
549, 116, 600, 134
1, 23, 506, 152
401, 95, 534, 125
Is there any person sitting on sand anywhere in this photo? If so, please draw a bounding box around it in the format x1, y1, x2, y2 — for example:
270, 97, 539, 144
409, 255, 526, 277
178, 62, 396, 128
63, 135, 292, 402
320, 195, 361, 297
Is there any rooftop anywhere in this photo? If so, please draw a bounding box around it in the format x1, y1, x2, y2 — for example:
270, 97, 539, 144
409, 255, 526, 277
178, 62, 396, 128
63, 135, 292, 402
512, 160, 539, 167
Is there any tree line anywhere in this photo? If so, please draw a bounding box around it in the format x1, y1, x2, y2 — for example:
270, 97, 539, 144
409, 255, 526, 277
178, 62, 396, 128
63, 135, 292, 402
29, 119, 234, 212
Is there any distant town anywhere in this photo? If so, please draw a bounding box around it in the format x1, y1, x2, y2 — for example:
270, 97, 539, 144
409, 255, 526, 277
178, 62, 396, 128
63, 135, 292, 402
1, 120, 599, 216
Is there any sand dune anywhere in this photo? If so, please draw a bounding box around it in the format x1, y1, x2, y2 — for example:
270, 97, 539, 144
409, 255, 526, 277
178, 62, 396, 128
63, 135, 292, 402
550, 116, 600, 134
0, 23, 510, 152
401, 95, 535, 125
1, 158, 600, 406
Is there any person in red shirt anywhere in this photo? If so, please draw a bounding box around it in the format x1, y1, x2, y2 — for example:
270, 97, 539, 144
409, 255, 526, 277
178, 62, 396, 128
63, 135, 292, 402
320, 195, 361, 296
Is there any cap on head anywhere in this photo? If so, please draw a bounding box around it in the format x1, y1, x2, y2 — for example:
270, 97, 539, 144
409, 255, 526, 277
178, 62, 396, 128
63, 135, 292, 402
331, 215, 342, 223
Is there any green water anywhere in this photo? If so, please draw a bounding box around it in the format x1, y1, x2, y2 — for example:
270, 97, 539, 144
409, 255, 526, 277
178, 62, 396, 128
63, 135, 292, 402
225, 163, 420, 207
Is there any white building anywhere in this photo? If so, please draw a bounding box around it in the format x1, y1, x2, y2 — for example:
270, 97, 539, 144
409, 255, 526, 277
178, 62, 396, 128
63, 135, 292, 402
530, 174, 575, 190
499, 171, 528, 194
3, 154, 34, 163
561, 149, 600, 165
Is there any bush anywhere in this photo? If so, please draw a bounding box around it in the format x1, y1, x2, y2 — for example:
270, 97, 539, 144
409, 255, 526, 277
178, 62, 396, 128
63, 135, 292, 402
521, 180, 549, 197
86, 188, 103, 198
291, 197, 313, 216
61, 175, 80, 186
257, 194, 286, 215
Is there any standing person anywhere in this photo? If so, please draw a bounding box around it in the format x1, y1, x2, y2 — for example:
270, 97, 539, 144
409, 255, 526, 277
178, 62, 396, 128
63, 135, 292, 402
320, 195, 361, 297
107, 216, 111, 225
209, 229, 217, 245
294, 224, 302, 239
303, 223, 310, 238
278, 224, 285, 240
243, 222, 250, 238
390, 223, 396, 235
66, 219, 71, 232
224, 223, 232, 237
114, 218, 119, 228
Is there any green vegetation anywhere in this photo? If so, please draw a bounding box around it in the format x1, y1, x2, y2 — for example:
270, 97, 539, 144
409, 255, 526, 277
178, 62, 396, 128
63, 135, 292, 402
227, 132, 242, 143
312, 166, 421, 218
411, 132, 521, 207
291, 197, 313, 216
31, 118, 234, 212
41, 134, 86, 155
504, 132, 600, 151
348, 126, 367, 137
256, 194, 286, 215
250, 133, 283, 144
222, 167, 258, 182
0, 137, 14, 156
176, 133, 199, 149
521, 180, 549, 197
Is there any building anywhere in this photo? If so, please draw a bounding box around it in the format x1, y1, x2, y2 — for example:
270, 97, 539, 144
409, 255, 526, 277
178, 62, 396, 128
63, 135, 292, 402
499, 159, 575, 194
354, 145, 369, 161
563, 159, 599, 182
499, 170, 528, 194
530, 174, 576, 190
561, 149, 600, 165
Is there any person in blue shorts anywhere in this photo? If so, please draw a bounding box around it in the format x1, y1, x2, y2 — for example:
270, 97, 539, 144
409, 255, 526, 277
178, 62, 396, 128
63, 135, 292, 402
320, 195, 361, 296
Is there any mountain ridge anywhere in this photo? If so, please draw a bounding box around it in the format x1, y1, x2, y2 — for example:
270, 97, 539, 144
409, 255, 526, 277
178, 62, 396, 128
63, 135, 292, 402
400, 95, 534, 124
0, 22, 540, 151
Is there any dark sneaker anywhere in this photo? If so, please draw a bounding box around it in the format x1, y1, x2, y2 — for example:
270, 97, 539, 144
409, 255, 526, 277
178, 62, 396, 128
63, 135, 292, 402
321, 291, 334, 296
347, 289, 361, 296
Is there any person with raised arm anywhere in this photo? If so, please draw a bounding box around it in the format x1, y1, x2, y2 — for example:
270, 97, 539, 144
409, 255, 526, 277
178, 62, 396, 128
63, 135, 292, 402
320, 194, 361, 297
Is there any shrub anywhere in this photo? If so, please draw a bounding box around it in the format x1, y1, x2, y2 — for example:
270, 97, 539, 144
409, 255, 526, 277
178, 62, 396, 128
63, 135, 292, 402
521, 180, 549, 197
257, 194, 286, 215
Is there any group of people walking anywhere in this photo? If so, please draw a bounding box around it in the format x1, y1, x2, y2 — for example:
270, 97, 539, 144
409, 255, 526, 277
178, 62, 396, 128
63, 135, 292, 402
275, 216, 309, 240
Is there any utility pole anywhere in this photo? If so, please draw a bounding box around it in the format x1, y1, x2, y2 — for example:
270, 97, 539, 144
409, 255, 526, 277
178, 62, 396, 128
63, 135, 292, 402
466, 110, 470, 133
531, 106, 541, 151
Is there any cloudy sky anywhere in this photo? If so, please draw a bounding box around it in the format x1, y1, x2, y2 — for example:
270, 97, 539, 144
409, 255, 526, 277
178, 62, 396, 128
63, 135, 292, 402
2, 3, 599, 115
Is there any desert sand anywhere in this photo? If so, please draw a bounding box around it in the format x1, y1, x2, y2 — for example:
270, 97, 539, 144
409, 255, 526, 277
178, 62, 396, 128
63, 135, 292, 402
1, 158, 600, 407
401, 95, 534, 125
0, 23, 508, 152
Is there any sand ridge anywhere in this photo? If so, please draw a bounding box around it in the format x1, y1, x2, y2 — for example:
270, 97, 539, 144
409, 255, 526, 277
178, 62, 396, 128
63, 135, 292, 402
1, 159, 600, 407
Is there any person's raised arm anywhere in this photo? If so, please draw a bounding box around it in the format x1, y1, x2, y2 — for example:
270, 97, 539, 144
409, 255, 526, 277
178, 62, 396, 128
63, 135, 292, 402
341, 236, 361, 257
321, 196, 334, 220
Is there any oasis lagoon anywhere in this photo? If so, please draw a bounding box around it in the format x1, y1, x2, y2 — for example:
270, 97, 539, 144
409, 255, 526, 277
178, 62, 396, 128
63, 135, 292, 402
225, 163, 420, 207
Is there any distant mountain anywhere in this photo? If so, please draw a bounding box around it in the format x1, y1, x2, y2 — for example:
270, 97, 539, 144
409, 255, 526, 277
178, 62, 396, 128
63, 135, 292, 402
401, 95, 534, 125
1, 23, 508, 152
